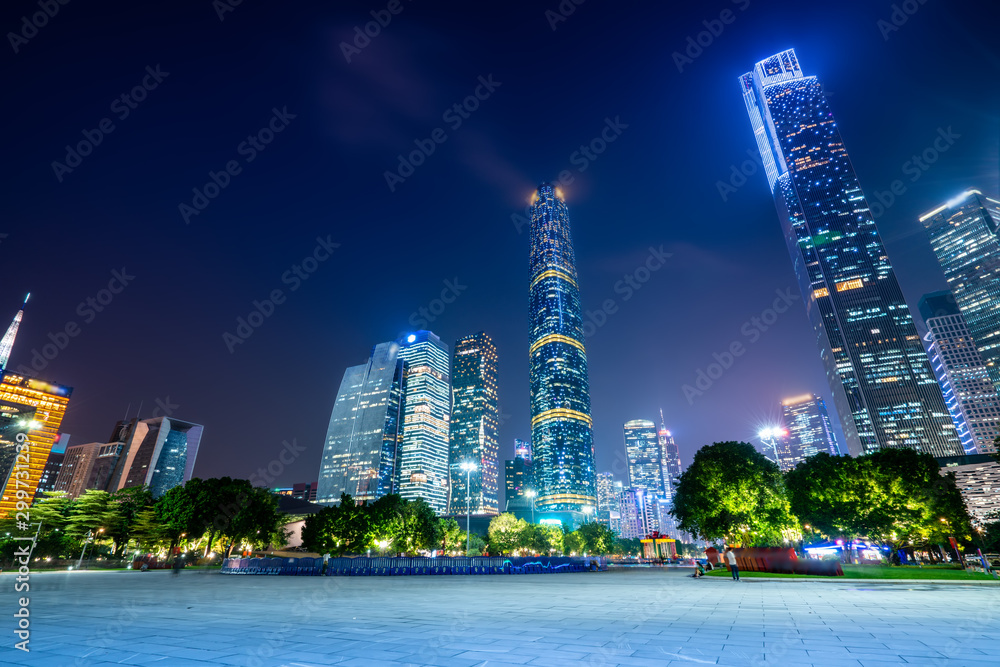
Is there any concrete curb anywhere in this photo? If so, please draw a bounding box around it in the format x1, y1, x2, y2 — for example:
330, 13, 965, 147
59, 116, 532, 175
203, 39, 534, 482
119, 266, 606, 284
703, 575, 1000, 585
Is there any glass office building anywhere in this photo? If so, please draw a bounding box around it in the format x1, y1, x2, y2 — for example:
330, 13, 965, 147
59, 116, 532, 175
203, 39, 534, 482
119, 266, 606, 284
740, 49, 961, 457
448, 332, 499, 516
397, 331, 451, 514
529, 184, 597, 515
920, 190, 1000, 392
920, 291, 1000, 455
657, 411, 681, 500
316, 342, 407, 505
781, 394, 841, 465
109, 417, 203, 497
623, 419, 664, 496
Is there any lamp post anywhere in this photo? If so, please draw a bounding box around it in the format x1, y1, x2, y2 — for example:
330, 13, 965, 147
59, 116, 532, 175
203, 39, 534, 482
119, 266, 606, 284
582, 505, 594, 524
459, 461, 478, 554
525, 489, 536, 525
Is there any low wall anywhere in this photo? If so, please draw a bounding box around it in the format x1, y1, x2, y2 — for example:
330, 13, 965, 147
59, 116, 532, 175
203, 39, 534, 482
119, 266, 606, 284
220, 555, 607, 576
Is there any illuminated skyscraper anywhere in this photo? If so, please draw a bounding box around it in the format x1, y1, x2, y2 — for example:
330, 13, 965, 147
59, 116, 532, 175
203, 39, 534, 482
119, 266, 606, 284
0, 372, 72, 517
920, 292, 1000, 455
623, 420, 664, 496
781, 394, 841, 465
108, 416, 202, 497
504, 440, 533, 513
448, 332, 499, 516
0, 294, 28, 372
657, 411, 681, 499
397, 331, 451, 514
920, 191, 1000, 391
595, 471, 616, 527
740, 49, 961, 457
316, 342, 407, 505
529, 184, 596, 515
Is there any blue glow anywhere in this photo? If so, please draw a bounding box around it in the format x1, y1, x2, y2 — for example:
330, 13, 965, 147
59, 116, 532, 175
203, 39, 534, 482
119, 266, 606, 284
406, 334, 416, 343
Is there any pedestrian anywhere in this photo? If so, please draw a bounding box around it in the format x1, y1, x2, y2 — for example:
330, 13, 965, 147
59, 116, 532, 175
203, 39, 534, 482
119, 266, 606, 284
172, 556, 183, 577
322, 552, 330, 574
725, 547, 739, 581
692, 562, 705, 578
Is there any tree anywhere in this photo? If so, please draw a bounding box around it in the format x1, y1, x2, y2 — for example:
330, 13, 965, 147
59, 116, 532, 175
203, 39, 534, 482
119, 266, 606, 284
131, 508, 167, 552
225, 484, 288, 555
155, 480, 205, 551
487, 513, 527, 554
395, 498, 440, 554
104, 487, 154, 555
67, 490, 113, 545
562, 530, 584, 555
786, 453, 869, 542
365, 494, 404, 553
523, 524, 562, 555
612, 537, 643, 556
672, 441, 797, 546
439, 518, 464, 552
577, 522, 616, 554
300, 493, 368, 555
464, 532, 487, 556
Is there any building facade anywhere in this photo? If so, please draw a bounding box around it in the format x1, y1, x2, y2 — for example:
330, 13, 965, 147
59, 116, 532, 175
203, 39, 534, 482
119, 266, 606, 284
316, 342, 407, 505
658, 412, 681, 500
623, 420, 665, 495
920, 292, 1000, 455
921, 191, 1000, 392
529, 183, 597, 515
0, 372, 72, 517
615, 488, 643, 539
108, 417, 202, 497
448, 332, 500, 516
34, 448, 65, 500
781, 394, 841, 466
504, 440, 533, 512
596, 471, 616, 527
938, 454, 1000, 526
396, 331, 451, 514
740, 49, 961, 458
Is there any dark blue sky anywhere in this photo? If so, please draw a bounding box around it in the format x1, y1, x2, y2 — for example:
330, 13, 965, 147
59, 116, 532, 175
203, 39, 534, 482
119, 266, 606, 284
4, 0, 999, 498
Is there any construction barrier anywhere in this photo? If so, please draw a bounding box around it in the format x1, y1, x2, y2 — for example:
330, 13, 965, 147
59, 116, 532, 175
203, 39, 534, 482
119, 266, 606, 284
220, 555, 607, 576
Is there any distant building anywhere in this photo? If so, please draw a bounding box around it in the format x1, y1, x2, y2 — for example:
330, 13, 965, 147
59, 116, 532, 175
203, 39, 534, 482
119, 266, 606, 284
920, 291, 1000, 455
316, 341, 407, 505
938, 454, 1000, 526
448, 332, 499, 516
504, 441, 533, 513
396, 331, 452, 514
741, 48, 961, 457
921, 190, 1000, 392
623, 420, 665, 496
0, 399, 35, 505
781, 394, 841, 465
0, 372, 72, 517
615, 488, 643, 539
657, 411, 681, 499
291, 482, 318, 502
107, 417, 202, 497
34, 448, 65, 500
596, 472, 616, 527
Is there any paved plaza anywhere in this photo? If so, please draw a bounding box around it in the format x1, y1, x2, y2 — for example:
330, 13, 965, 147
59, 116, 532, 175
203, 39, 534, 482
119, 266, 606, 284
3, 568, 999, 666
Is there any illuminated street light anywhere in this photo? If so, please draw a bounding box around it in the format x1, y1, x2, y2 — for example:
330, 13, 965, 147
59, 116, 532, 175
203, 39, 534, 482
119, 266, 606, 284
525, 489, 537, 525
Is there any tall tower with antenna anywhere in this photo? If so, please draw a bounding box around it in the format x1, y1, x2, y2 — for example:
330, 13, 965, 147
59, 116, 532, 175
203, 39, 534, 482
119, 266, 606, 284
0, 294, 29, 372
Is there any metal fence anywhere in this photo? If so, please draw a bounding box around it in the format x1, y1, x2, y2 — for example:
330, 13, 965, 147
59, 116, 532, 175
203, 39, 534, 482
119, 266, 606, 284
220, 555, 607, 576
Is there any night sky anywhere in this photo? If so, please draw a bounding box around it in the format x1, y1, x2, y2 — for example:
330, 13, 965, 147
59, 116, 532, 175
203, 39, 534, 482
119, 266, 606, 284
4, 0, 999, 502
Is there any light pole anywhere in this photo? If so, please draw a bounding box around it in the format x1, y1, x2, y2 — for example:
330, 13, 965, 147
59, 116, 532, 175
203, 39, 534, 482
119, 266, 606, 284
525, 489, 536, 525
582, 505, 594, 524
459, 461, 478, 554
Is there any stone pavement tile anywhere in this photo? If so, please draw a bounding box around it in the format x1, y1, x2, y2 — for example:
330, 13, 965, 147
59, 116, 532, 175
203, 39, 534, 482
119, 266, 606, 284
453, 650, 536, 663
168, 646, 245, 660
616, 656, 711, 667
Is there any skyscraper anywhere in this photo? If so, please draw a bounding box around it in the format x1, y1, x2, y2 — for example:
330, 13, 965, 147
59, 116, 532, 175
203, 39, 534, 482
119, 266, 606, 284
0, 294, 28, 372
623, 420, 664, 495
316, 342, 407, 505
528, 183, 597, 516
740, 49, 961, 457
781, 394, 841, 465
0, 372, 72, 517
595, 471, 616, 527
657, 411, 681, 499
34, 443, 65, 500
920, 190, 1000, 391
920, 292, 1000, 455
397, 331, 451, 514
504, 439, 533, 513
107, 416, 202, 497
448, 332, 499, 516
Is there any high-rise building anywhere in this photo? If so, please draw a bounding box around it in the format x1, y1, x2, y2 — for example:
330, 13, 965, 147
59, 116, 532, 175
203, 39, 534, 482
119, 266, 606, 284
448, 332, 499, 516
781, 394, 841, 466
316, 342, 407, 505
920, 292, 1000, 455
396, 331, 451, 514
596, 471, 616, 527
0, 399, 35, 507
34, 441, 66, 500
938, 454, 1000, 526
657, 411, 681, 499
0, 294, 29, 372
0, 372, 72, 517
740, 49, 962, 458
615, 488, 643, 539
623, 420, 664, 496
504, 441, 533, 512
529, 184, 597, 515
920, 191, 1000, 392
107, 416, 202, 497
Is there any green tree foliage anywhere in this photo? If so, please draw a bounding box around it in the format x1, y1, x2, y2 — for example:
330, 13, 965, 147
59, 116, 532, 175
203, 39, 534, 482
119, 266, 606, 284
612, 537, 643, 556
439, 518, 464, 552
301, 494, 441, 556
487, 513, 527, 554
67, 490, 112, 544
464, 531, 487, 556
672, 441, 797, 546
103, 487, 154, 555
562, 530, 584, 555
396, 498, 440, 554
576, 522, 616, 554
225, 484, 288, 555
522, 524, 562, 555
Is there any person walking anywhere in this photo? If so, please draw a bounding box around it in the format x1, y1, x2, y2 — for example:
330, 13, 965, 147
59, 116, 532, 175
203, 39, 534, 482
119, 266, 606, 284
725, 547, 739, 581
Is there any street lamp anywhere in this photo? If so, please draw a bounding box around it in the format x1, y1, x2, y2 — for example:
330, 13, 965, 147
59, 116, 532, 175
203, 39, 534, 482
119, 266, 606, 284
525, 489, 536, 525
582, 505, 594, 524
459, 461, 478, 554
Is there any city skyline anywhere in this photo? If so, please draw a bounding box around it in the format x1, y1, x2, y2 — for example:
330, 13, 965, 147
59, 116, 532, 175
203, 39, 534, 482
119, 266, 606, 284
4, 1, 998, 498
